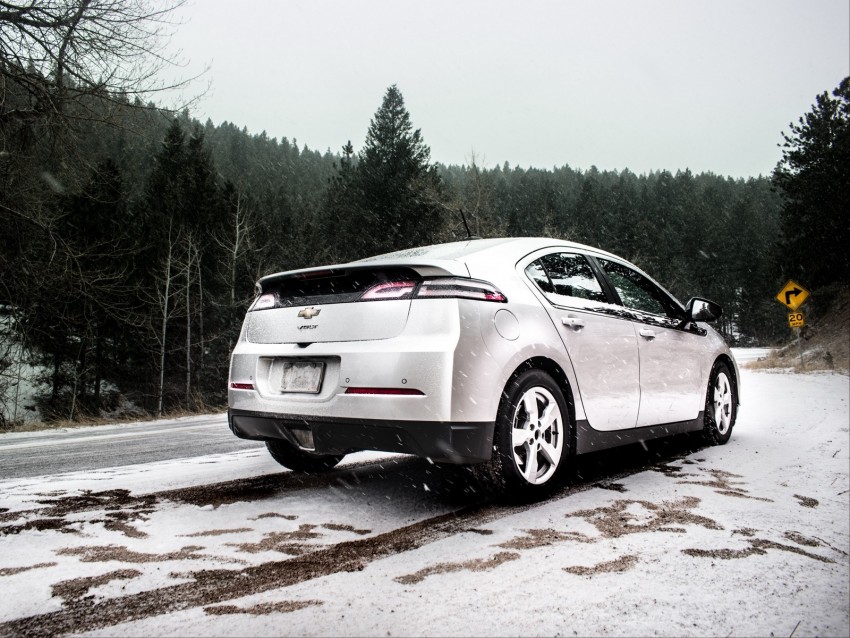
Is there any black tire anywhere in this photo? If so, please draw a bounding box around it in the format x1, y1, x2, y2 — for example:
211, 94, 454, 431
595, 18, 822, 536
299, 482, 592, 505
476, 368, 571, 501
703, 360, 737, 445
265, 439, 345, 473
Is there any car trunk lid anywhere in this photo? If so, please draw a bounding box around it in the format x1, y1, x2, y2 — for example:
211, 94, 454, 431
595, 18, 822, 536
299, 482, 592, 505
246, 264, 460, 344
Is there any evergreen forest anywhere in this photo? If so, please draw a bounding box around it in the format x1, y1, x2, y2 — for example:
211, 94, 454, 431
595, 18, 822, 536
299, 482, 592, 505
1, 3, 847, 425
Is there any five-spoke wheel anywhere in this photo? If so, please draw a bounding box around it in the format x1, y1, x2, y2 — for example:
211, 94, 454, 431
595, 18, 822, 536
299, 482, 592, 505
482, 368, 570, 500
510, 386, 565, 485
703, 361, 736, 445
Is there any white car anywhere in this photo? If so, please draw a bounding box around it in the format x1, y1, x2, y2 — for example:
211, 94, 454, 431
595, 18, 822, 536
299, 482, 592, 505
228, 237, 739, 498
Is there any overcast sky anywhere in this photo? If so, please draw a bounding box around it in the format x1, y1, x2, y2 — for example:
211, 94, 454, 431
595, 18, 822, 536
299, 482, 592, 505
168, 0, 849, 178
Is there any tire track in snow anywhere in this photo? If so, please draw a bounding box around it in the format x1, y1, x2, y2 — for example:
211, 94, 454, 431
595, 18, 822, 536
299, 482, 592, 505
1, 434, 712, 636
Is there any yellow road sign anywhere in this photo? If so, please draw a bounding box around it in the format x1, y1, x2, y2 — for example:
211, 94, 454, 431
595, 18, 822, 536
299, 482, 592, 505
776, 280, 810, 311
788, 312, 805, 328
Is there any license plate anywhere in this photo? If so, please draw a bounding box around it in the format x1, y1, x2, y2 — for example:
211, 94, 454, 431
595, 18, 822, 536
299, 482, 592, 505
280, 361, 325, 394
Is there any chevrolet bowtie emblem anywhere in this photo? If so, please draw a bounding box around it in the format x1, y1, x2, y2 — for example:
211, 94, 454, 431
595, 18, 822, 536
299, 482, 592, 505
297, 307, 321, 320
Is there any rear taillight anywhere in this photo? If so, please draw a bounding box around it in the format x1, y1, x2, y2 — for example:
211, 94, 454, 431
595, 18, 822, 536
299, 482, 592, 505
251, 275, 507, 311
359, 277, 507, 303
359, 280, 418, 301
415, 277, 507, 302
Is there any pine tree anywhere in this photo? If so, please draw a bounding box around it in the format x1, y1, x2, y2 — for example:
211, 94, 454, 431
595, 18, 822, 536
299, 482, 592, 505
328, 85, 443, 260
773, 77, 850, 287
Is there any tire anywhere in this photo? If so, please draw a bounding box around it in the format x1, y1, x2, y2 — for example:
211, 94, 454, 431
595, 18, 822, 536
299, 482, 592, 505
265, 439, 345, 473
703, 360, 737, 445
478, 368, 570, 501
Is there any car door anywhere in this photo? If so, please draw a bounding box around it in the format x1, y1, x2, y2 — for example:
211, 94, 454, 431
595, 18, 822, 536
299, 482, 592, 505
594, 258, 706, 427
524, 252, 640, 431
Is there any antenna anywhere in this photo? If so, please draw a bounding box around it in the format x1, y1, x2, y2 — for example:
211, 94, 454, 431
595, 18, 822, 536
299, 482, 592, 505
459, 208, 480, 240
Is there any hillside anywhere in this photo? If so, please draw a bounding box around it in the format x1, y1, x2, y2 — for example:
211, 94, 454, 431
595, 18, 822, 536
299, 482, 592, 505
747, 284, 850, 374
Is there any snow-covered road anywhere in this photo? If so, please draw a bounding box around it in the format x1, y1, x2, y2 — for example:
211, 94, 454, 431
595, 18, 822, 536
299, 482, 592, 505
0, 363, 847, 637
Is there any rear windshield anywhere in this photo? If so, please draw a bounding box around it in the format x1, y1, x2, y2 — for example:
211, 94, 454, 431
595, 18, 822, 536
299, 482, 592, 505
258, 267, 420, 308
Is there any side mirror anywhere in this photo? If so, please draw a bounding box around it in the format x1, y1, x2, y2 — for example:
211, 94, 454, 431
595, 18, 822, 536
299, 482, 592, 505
686, 297, 722, 323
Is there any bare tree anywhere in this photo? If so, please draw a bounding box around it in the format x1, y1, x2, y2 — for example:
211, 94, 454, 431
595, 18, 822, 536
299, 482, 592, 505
0, 0, 197, 127
151, 219, 178, 417
212, 190, 258, 355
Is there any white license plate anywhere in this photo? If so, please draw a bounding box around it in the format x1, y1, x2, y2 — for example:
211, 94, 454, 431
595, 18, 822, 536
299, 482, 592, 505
280, 361, 325, 394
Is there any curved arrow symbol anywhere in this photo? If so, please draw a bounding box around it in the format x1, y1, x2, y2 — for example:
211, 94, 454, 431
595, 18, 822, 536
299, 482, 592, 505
785, 287, 803, 306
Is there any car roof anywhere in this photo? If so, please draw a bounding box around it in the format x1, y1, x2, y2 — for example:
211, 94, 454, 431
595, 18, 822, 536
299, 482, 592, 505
356, 237, 621, 265
258, 237, 630, 285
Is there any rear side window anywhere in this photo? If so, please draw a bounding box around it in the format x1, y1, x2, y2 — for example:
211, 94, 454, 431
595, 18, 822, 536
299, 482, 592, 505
525, 253, 607, 308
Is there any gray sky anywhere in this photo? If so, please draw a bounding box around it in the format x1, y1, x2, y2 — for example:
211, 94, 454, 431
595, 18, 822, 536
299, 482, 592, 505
168, 0, 849, 177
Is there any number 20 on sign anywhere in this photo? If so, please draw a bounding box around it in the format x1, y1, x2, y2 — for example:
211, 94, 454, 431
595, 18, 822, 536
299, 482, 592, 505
788, 312, 805, 328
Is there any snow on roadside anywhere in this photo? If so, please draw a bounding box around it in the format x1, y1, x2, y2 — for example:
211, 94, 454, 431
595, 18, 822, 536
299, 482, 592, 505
0, 366, 847, 637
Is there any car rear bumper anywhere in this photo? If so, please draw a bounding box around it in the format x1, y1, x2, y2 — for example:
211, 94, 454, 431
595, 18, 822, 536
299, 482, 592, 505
228, 408, 495, 464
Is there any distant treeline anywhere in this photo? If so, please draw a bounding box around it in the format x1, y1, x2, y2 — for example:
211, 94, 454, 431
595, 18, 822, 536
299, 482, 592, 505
1, 76, 846, 422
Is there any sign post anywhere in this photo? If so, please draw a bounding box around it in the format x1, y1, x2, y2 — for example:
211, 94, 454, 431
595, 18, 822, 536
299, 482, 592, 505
776, 280, 811, 369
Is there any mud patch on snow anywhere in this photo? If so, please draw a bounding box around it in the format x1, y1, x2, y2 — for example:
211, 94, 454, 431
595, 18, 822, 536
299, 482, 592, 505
678, 469, 773, 502
57, 544, 209, 564
784, 531, 822, 547
498, 528, 593, 550
732, 528, 758, 537
321, 523, 371, 536
0, 506, 502, 636
0, 562, 57, 576
0, 509, 21, 524
564, 554, 639, 576
52, 569, 141, 602
594, 482, 628, 492
395, 551, 520, 584
95, 511, 150, 538
227, 524, 324, 555
464, 528, 493, 535
252, 513, 298, 521
2, 490, 156, 537
793, 494, 819, 508
36, 489, 156, 518
566, 497, 722, 538
0, 517, 81, 535
651, 463, 695, 478
683, 538, 834, 563
184, 528, 254, 538
204, 600, 323, 616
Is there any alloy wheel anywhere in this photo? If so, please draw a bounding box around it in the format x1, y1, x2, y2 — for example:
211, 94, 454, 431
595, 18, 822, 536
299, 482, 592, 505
510, 386, 564, 485
713, 371, 733, 435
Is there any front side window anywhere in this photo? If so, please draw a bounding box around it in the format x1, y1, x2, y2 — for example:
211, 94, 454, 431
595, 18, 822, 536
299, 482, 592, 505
525, 253, 607, 309
597, 259, 682, 322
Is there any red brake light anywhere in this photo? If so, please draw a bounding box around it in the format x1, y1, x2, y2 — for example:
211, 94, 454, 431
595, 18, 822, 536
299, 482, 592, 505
230, 382, 255, 390
345, 387, 424, 396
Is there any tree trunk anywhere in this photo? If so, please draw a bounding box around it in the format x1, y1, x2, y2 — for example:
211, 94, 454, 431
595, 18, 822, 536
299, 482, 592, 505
185, 240, 192, 410
94, 325, 102, 409
157, 228, 174, 417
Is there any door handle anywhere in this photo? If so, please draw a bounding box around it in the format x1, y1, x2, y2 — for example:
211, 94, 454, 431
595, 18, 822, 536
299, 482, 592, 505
639, 328, 656, 340
562, 316, 585, 331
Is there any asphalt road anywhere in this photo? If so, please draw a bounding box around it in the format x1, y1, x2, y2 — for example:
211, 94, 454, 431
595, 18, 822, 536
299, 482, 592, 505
0, 415, 263, 480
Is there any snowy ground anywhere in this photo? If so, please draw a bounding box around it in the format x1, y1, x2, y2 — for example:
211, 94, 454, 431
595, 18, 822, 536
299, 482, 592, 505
0, 358, 847, 637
